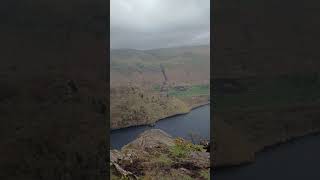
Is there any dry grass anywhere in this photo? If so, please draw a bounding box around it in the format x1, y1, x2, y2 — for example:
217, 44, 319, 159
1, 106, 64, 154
110, 86, 190, 129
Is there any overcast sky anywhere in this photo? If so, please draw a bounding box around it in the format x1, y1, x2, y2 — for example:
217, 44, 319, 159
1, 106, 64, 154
111, 0, 210, 50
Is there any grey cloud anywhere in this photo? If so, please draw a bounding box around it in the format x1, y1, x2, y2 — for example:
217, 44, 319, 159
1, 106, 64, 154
111, 0, 210, 50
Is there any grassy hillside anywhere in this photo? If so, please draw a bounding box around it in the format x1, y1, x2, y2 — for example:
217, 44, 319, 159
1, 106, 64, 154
110, 45, 210, 129
110, 86, 191, 129
110, 45, 210, 87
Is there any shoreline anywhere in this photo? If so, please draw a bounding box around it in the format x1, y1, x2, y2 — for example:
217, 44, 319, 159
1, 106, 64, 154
215, 128, 320, 169
191, 101, 210, 110
111, 101, 210, 131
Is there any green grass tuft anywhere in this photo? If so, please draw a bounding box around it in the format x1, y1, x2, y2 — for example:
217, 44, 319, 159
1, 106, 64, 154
169, 138, 206, 158
200, 169, 210, 179
168, 84, 209, 97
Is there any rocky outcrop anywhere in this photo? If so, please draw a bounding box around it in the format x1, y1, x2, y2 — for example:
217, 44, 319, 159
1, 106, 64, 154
110, 129, 210, 179
122, 129, 175, 150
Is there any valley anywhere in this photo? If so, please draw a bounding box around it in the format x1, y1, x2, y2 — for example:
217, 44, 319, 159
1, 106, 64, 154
110, 45, 210, 130
109, 45, 211, 179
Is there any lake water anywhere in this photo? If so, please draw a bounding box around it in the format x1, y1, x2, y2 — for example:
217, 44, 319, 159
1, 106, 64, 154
110, 104, 210, 149
214, 134, 320, 180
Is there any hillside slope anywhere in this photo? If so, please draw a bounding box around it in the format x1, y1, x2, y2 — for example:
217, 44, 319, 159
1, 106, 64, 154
110, 86, 190, 129
110, 45, 210, 129
110, 45, 210, 87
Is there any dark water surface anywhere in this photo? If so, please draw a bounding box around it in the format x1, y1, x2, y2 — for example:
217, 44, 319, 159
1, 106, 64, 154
110, 104, 210, 149
214, 134, 320, 180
